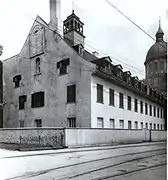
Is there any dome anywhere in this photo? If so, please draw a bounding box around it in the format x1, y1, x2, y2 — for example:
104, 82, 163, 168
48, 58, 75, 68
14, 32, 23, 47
145, 41, 167, 63
145, 21, 167, 64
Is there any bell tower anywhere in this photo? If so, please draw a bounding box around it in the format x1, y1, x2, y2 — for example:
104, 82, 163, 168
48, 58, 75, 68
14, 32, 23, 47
63, 10, 85, 47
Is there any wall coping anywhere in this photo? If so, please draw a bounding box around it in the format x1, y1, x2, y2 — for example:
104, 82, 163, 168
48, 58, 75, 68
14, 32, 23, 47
0, 127, 65, 131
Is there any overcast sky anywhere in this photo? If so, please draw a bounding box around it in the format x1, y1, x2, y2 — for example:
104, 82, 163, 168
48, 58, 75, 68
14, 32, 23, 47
0, 0, 167, 79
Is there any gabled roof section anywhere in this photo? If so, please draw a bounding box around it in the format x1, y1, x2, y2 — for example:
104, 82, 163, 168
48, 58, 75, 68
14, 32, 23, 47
114, 64, 123, 70
124, 71, 132, 76
132, 76, 139, 80
19, 15, 48, 55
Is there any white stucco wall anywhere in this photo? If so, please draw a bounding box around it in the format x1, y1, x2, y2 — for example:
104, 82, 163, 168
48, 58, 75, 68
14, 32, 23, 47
91, 75, 165, 129
65, 128, 150, 147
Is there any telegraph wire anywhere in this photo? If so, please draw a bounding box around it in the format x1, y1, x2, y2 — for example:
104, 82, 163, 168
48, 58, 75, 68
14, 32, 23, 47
104, 0, 167, 51
27, 16, 146, 77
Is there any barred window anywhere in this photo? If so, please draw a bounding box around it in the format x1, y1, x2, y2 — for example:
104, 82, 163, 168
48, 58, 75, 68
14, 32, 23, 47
67, 117, 76, 128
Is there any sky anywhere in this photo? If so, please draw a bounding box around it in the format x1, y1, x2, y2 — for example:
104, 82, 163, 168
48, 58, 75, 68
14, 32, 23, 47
0, 0, 167, 79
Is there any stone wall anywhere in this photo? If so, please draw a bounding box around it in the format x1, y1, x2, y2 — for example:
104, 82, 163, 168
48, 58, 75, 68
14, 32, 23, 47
0, 128, 64, 144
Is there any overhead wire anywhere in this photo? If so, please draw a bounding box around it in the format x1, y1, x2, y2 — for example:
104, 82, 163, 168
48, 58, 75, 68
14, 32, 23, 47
26, 16, 146, 77
104, 0, 167, 52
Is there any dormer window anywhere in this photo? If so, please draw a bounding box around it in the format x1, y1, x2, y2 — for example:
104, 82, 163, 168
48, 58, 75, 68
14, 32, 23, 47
13, 75, 21, 88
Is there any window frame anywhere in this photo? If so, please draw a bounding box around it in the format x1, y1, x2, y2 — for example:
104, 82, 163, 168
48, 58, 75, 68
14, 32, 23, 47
109, 89, 114, 106
19, 95, 27, 110
67, 117, 76, 128
67, 84, 76, 103
31, 92, 45, 108
119, 93, 124, 109
140, 101, 143, 114
127, 96, 131, 110
35, 119, 42, 127
134, 99, 138, 112
97, 84, 103, 103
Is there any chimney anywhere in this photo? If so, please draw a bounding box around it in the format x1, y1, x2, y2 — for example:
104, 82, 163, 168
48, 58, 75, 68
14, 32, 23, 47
49, 0, 58, 31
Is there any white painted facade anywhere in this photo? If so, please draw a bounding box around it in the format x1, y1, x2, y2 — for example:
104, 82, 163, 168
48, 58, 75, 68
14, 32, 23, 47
91, 75, 165, 130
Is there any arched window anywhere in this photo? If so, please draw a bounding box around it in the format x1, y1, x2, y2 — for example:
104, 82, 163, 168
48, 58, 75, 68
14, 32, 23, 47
36, 58, 41, 73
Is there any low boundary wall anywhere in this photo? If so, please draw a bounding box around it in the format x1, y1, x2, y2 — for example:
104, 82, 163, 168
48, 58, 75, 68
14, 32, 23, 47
65, 128, 151, 147
0, 128, 166, 148
151, 130, 167, 142
0, 128, 64, 147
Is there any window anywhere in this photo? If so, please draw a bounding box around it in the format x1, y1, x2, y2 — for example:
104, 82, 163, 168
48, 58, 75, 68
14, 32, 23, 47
149, 105, 152, 116
110, 119, 115, 128
145, 123, 148, 129
140, 101, 143, 114
161, 109, 163, 119
19, 95, 27, 110
140, 122, 143, 129
97, 84, 103, 103
109, 89, 114, 106
119, 120, 124, 129
154, 124, 156, 130
150, 123, 152, 130
119, 93, 124, 108
35, 119, 42, 127
154, 106, 156, 117
19, 121, 24, 128
67, 84, 76, 103
57, 58, 70, 75
157, 108, 160, 118
164, 125, 166, 130
134, 99, 138, 112
67, 117, 76, 128
13, 75, 21, 88
135, 121, 138, 129
128, 121, 132, 129
35, 58, 41, 73
161, 124, 163, 130
145, 103, 148, 115
97, 117, 104, 128
31, 92, 45, 108
157, 124, 159, 130
127, 96, 131, 110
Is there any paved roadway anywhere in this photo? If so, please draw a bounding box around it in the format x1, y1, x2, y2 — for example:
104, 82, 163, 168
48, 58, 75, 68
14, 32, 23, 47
0, 142, 166, 180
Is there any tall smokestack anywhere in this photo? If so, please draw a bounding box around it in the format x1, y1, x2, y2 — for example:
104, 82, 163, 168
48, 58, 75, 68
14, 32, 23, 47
49, 0, 58, 31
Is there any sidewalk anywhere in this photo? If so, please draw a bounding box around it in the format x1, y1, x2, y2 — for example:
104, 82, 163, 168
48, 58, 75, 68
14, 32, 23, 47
0, 141, 166, 159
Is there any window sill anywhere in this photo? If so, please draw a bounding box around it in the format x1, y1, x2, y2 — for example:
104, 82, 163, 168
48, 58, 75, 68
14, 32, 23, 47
31, 106, 44, 108
59, 73, 68, 76
109, 104, 115, 107
127, 109, 132, 111
34, 72, 42, 76
119, 107, 124, 109
66, 102, 76, 104
96, 101, 104, 104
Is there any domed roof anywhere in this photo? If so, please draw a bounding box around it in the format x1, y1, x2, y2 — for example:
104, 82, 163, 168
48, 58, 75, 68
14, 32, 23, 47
145, 41, 167, 62
145, 22, 167, 63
